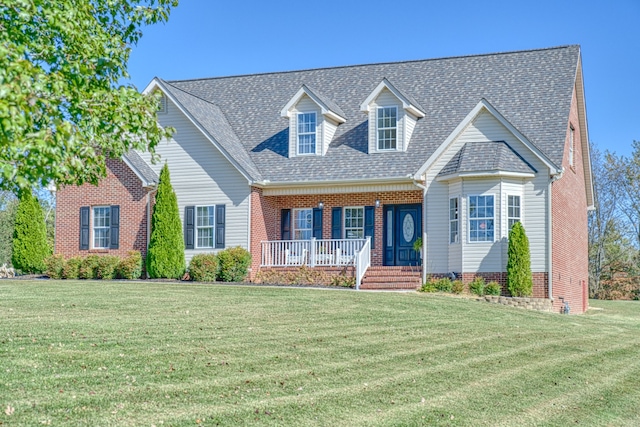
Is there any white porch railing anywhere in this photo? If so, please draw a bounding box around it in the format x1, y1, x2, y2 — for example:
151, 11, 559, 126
261, 238, 371, 287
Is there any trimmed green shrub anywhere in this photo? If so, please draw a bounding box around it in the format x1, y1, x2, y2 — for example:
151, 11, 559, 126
118, 251, 143, 280
469, 276, 486, 296
451, 280, 465, 294
63, 257, 82, 279
330, 274, 355, 288
420, 279, 437, 293
434, 277, 453, 292
44, 254, 65, 279
11, 189, 51, 273
216, 247, 251, 282
485, 281, 502, 296
189, 253, 219, 282
146, 164, 185, 279
96, 256, 120, 279
507, 222, 533, 297
78, 255, 99, 279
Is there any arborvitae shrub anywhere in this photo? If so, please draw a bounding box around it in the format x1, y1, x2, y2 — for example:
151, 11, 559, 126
146, 164, 185, 279
78, 255, 99, 279
485, 281, 502, 296
118, 251, 143, 279
63, 257, 82, 279
216, 247, 251, 282
96, 256, 120, 279
507, 222, 533, 297
44, 254, 65, 279
189, 253, 219, 282
11, 189, 51, 273
469, 276, 486, 296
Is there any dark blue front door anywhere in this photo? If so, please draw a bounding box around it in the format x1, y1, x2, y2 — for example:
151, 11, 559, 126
383, 204, 422, 266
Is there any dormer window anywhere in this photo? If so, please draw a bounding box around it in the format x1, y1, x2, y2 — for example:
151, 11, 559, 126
297, 112, 317, 155
377, 107, 397, 150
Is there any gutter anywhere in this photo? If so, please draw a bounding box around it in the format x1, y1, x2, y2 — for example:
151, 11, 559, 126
253, 176, 414, 189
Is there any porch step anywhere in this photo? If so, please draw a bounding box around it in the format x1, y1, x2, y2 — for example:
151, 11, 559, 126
360, 266, 422, 290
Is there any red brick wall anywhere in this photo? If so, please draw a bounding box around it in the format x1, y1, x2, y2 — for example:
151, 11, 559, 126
249, 189, 423, 276
55, 158, 152, 259
551, 87, 589, 313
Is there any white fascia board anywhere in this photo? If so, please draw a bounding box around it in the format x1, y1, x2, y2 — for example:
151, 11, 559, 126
435, 170, 536, 182
413, 99, 560, 180
146, 78, 254, 184
575, 56, 595, 209
281, 86, 346, 123
253, 175, 414, 189
359, 78, 425, 118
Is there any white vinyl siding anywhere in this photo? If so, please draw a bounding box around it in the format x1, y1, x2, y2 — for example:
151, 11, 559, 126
425, 109, 549, 275
93, 206, 110, 249
139, 96, 251, 264
367, 89, 404, 153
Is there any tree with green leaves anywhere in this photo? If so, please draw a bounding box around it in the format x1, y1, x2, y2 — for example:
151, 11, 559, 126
506, 221, 533, 297
0, 0, 176, 192
146, 164, 185, 279
12, 189, 51, 273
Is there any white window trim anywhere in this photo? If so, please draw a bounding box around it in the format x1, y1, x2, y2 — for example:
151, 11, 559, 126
92, 206, 111, 249
449, 197, 459, 244
468, 194, 495, 243
343, 206, 365, 240
506, 194, 523, 234
376, 106, 398, 151
296, 111, 317, 156
195, 205, 215, 249
293, 208, 313, 240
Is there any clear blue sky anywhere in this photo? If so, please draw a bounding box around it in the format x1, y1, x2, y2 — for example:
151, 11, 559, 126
127, 0, 639, 156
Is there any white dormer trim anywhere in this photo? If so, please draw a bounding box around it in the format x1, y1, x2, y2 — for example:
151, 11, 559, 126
281, 85, 346, 124
413, 99, 561, 180
360, 78, 425, 118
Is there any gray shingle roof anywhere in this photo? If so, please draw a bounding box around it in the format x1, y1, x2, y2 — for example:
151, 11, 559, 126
438, 141, 537, 177
161, 46, 579, 183
123, 150, 159, 185
301, 84, 347, 120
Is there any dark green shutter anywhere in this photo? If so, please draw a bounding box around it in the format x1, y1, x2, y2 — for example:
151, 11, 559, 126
312, 208, 323, 239
281, 209, 291, 240
331, 207, 342, 239
215, 205, 225, 249
184, 206, 195, 249
80, 206, 89, 250
109, 205, 120, 249
364, 206, 375, 248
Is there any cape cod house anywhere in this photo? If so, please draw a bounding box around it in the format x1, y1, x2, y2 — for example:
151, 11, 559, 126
55, 45, 594, 313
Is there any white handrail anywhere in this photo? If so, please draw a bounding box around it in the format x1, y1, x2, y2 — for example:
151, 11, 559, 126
355, 237, 371, 290
261, 238, 367, 268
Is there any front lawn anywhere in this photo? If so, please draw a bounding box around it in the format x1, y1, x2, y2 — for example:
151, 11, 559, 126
1, 280, 639, 426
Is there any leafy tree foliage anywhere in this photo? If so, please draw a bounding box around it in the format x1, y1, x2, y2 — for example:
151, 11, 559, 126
12, 189, 51, 273
0, 192, 18, 266
146, 164, 185, 279
0, 0, 176, 192
506, 222, 533, 297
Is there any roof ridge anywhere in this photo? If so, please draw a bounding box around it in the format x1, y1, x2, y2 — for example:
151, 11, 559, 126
163, 80, 220, 107
166, 45, 579, 84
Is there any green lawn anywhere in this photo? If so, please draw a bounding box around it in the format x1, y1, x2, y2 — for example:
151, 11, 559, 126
1, 281, 639, 426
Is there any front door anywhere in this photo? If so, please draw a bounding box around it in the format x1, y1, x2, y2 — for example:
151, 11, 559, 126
383, 204, 422, 266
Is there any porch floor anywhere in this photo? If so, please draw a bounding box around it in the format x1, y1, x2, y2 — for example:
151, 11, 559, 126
360, 266, 422, 290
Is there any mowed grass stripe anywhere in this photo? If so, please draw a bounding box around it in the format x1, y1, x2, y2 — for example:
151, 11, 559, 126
1, 281, 640, 426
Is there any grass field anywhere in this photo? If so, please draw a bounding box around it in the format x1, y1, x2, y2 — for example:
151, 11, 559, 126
1, 280, 639, 426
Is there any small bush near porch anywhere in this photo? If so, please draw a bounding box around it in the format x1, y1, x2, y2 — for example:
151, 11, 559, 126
1, 281, 639, 426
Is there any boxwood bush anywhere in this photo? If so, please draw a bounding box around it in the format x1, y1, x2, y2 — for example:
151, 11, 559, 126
485, 281, 502, 296
63, 257, 82, 279
189, 253, 219, 282
118, 251, 143, 280
44, 254, 65, 279
217, 247, 251, 282
96, 255, 120, 279
469, 276, 486, 296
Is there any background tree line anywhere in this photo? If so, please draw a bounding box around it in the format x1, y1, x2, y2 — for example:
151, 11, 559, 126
589, 141, 640, 299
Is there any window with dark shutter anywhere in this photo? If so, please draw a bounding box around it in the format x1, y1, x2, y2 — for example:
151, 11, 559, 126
312, 208, 323, 239
184, 206, 195, 249
364, 206, 375, 248
109, 205, 120, 249
80, 206, 90, 250
215, 205, 225, 249
281, 209, 291, 240
331, 207, 342, 239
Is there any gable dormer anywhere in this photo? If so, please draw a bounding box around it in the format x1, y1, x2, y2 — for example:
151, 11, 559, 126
360, 78, 425, 153
281, 85, 346, 158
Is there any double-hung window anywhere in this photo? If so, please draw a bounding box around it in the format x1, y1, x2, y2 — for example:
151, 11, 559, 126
344, 207, 364, 239
449, 197, 459, 244
196, 206, 215, 248
507, 195, 521, 231
93, 206, 111, 249
293, 208, 313, 240
297, 112, 316, 155
377, 106, 397, 150
469, 195, 494, 242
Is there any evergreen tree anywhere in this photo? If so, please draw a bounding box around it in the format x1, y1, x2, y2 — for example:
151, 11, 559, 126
11, 189, 51, 273
147, 164, 185, 278
506, 221, 533, 297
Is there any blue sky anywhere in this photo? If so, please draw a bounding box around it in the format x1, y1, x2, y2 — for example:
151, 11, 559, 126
127, 0, 639, 156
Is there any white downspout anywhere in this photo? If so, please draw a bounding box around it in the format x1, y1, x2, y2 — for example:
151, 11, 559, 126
547, 168, 563, 300
413, 180, 428, 285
